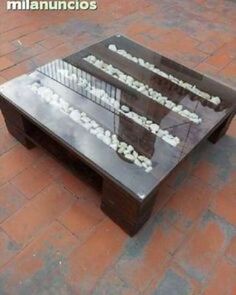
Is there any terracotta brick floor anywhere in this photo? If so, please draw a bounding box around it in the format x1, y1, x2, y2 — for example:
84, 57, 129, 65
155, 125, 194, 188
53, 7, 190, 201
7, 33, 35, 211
0, 0, 236, 294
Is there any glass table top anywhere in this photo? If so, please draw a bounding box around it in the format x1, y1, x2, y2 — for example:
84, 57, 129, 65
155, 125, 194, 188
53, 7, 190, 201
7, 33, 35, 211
0, 35, 235, 200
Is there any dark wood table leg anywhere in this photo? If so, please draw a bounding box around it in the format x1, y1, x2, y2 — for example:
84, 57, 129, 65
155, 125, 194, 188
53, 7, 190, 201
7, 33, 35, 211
0, 99, 35, 149
4, 120, 35, 149
208, 112, 235, 144
101, 179, 156, 236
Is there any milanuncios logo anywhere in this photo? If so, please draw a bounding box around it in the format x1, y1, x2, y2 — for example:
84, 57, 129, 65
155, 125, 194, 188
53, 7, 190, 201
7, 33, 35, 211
7, 0, 98, 10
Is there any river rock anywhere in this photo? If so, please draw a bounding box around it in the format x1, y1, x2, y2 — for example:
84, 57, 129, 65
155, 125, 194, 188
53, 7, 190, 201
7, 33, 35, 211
108, 44, 117, 52
70, 110, 81, 122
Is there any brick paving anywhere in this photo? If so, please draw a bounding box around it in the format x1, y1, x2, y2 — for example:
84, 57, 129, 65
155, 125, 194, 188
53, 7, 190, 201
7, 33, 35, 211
0, 0, 235, 294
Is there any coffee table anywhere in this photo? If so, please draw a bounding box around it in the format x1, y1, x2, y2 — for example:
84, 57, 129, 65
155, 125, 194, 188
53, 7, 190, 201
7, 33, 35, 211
0, 35, 235, 236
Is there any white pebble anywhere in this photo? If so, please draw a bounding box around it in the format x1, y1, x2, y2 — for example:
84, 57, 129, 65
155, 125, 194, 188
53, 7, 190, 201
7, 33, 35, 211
150, 123, 159, 133
108, 44, 117, 52
121, 105, 130, 112
69, 110, 81, 122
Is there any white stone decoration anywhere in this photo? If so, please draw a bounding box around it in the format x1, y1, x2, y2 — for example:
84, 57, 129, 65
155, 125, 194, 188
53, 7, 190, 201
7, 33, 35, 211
108, 44, 221, 105
29, 82, 153, 173
57, 69, 180, 147
84, 55, 202, 124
